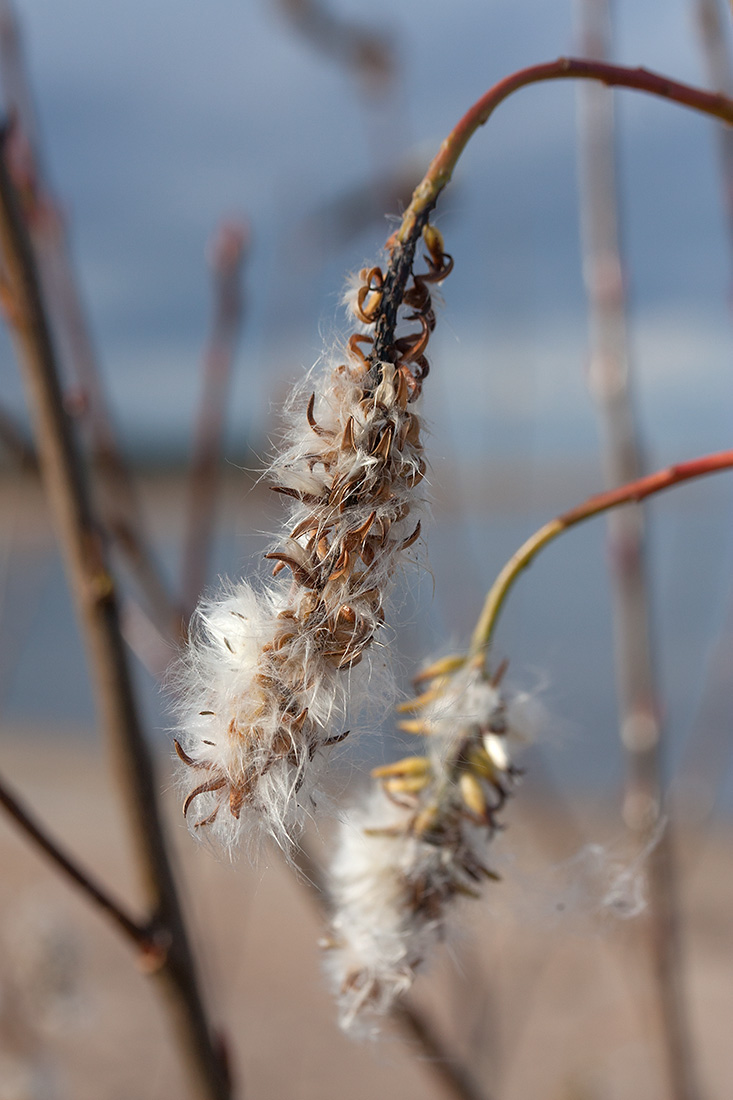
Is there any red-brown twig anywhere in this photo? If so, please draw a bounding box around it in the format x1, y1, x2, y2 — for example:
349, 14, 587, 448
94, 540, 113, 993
276, 0, 394, 94
0, 129, 231, 1100
181, 221, 248, 614
469, 449, 733, 657
375, 57, 733, 366
395, 57, 733, 245
427, 449, 729, 1100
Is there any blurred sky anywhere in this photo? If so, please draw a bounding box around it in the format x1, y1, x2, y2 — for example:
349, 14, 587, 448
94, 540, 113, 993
0, 0, 731, 466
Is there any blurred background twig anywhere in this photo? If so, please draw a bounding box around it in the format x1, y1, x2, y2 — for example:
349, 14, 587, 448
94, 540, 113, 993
0, 0, 182, 643
575, 2, 699, 1098
0, 131, 232, 1100
181, 221, 248, 617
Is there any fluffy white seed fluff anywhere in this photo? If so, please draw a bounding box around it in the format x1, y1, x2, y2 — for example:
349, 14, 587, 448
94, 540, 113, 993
324, 789, 432, 1035
325, 664, 536, 1033
173, 227, 454, 853
174, 337, 429, 853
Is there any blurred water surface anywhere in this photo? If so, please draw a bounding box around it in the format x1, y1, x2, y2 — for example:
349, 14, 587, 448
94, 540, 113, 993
1, 462, 731, 814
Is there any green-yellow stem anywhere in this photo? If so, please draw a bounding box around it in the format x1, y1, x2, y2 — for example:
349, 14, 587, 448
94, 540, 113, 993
469, 449, 733, 658
469, 519, 563, 658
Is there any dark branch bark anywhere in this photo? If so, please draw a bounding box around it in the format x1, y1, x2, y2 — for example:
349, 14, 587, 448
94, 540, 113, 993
0, 126, 232, 1100
0, 0, 182, 641
0, 770, 152, 951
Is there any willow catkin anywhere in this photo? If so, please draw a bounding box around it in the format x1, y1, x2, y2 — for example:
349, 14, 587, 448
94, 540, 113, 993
173, 233, 452, 852
324, 661, 538, 1033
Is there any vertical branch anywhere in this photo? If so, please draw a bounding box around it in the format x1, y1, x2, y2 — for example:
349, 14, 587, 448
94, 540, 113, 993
674, 0, 733, 826
0, 133, 232, 1100
695, 0, 733, 254
181, 221, 248, 615
575, 4, 699, 1099
0, 0, 181, 639
576, 0, 657, 831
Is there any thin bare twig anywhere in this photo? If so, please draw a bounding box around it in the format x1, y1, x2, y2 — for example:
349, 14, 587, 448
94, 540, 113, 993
695, 0, 733, 251
0, 129, 232, 1100
376, 56, 733, 370
0, 401, 35, 470
181, 221, 248, 614
276, 0, 394, 94
576, 0, 660, 831
467, 449, 733, 657
575, 6, 699, 1099
0, 769, 152, 952
392, 1002, 493, 1100
669, 0, 733, 833
0, 0, 182, 641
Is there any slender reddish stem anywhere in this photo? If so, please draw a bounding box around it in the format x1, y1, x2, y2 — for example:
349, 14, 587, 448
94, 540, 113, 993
375, 57, 733, 364
396, 57, 733, 244
471, 449, 733, 656
558, 450, 733, 523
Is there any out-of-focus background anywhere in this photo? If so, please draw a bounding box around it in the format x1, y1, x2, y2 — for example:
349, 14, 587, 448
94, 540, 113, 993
0, 0, 732, 1097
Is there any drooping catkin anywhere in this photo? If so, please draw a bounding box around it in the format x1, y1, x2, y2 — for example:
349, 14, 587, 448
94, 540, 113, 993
174, 229, 452, 852
324, 659, 537, 1033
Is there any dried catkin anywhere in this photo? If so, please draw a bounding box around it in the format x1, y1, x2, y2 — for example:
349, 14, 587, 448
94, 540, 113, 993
325, 661, 537, 1033
174, 237, 452, 851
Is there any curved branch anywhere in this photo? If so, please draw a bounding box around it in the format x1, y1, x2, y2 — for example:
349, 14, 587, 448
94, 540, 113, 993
470, 449, 733, 657
375, 58, 733, 359
398, 57, 733, 243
